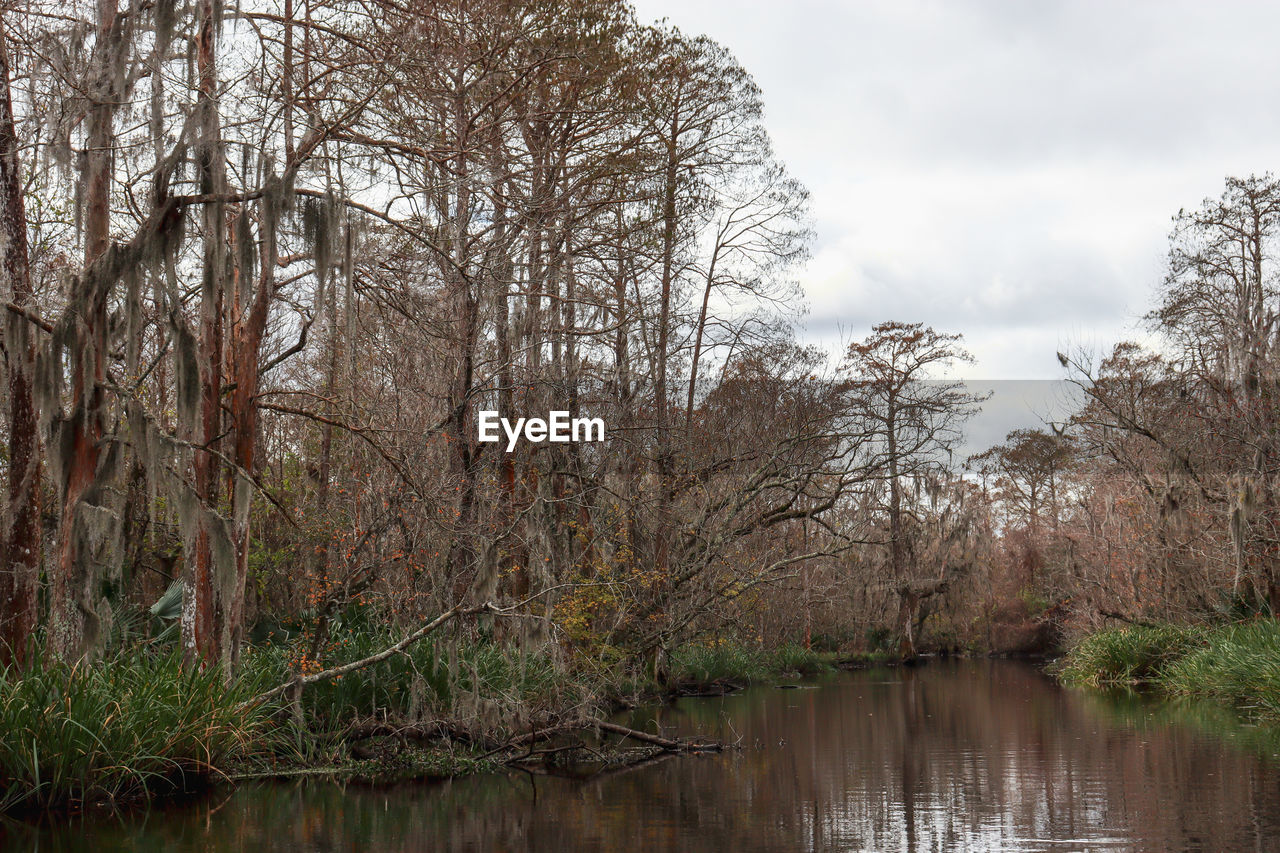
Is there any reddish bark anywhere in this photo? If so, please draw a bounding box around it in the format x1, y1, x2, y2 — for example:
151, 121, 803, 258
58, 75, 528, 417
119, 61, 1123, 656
183, 0, 224, 668
49, 0, 116, 661
223, 209, 276, 667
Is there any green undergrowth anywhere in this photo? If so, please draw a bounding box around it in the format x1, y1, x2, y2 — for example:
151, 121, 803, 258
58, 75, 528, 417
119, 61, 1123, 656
666, 641, 842, 689
1159, 621, 1280, 720
0, 649, 271, 813
241, 628, 580, 739
1, 624, 866, 814
1055, 619, 1280, 724
1054, 623, 1208, 687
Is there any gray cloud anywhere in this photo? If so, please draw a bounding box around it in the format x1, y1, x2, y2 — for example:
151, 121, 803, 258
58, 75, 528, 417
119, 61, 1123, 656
631, 0, 1280, 379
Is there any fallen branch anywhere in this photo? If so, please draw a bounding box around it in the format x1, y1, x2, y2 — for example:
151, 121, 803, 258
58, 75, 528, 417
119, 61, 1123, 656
499, 722, 576, 751
596, 721, 721, 752
243, 587, 579, 713
505, 742, 600, 766
343, 719, 477, 745
497, 720, 722, 756
512, 748, 674, 781
1098, 609, 1161, 628
242, 602, 500, 709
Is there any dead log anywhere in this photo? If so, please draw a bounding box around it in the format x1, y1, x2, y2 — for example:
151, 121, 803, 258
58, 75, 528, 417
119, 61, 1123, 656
343, 719, 478, 745
595, 721, 720, 752
500, 720, 722, 755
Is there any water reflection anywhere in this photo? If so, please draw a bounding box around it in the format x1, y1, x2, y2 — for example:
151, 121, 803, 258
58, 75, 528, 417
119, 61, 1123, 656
10, 660, 1280, 851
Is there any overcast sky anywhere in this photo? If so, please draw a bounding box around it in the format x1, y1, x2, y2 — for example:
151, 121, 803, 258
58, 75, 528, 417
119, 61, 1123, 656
630, 0, 1280, 384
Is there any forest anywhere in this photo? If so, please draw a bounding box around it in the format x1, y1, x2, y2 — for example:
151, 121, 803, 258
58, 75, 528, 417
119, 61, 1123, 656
2, 0, 1280, 814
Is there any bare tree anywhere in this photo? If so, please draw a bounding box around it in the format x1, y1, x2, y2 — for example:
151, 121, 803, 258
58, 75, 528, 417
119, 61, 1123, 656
843, 321, 985, 656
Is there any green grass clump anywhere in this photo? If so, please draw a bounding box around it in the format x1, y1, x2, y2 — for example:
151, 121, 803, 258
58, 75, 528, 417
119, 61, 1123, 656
240, 624, 572, 737
769, 643, 838, 676
669, 642, 768, 686
1055, 623, 1207, 687
1157, 621, 1280, 721
0, 649, 268, 812
1058, 619, 1280, 725
668, 641, 837, 687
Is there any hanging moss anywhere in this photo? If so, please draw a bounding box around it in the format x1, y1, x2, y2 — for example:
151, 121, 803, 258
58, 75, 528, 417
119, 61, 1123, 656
302, 191, 341, 289
155, 0, 177, 56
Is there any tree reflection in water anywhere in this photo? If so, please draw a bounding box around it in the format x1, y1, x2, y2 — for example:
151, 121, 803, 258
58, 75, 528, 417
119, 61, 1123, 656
11, 660, 1280, 851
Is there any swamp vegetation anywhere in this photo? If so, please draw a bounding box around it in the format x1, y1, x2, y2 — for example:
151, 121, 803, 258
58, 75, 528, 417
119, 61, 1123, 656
2, 0, 1280, 819
11, 660, 1280, 851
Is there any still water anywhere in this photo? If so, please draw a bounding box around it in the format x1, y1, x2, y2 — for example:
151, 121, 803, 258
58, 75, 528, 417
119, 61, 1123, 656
11, 660, 1280, 851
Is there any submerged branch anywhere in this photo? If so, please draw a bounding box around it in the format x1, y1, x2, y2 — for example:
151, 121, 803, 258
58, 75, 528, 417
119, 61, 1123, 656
498, 719, 723, 756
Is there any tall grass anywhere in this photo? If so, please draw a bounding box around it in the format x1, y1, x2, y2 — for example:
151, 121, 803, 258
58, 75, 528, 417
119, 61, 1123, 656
0, 623, 849, 813
668, 641, 837, 687
670, 643, 769, 685
1054, 623, 1207, 687
240, 625, 575, 737
1057, 620, 1280, 724
770, 643, 840, 676
1158, 621, 1280, 721
0, 649, 269, 812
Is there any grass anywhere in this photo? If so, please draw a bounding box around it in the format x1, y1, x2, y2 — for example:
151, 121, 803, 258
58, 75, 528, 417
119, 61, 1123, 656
1158, 621, 1280, 721
1053, 623, 1207, 687
667, 641, 839, 688
0, 649, 270, 812
0, 626, 585, 812
0, 622, 857, 814
1056, 619, 1280, 724
240, 626, 579, 739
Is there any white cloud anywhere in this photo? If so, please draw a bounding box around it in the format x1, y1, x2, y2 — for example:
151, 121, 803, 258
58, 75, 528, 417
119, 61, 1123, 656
631, 0, 1280, 380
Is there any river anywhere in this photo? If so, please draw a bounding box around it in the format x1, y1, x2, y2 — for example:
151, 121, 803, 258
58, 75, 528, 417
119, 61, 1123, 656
9, 659, 1280, 851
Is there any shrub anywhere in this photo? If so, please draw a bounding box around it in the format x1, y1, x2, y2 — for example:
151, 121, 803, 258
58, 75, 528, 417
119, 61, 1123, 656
669, 642, 768, 685
864, 627, 894, 654
771, 643, 836, 676
668, 640, 837, 687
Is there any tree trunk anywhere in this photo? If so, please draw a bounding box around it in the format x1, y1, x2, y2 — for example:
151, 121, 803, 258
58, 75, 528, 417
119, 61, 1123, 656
653, 130, 679, 578
49, 0, 117, 661
895, 588, 919, 659
0, 17, 38, 668
442, 83, 482, 601
895, 578, 948, 660
886, 396, 904, 580
685, 255, 717, 432
184, 0, 225, 668
222, 203, 276, 670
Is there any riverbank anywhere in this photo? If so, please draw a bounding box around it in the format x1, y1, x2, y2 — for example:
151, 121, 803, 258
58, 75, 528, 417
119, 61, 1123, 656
12, 658, 1279, 852
1054, 619, 1280, 724
0, 635, 877, 814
